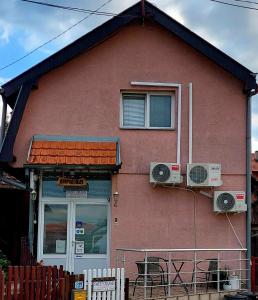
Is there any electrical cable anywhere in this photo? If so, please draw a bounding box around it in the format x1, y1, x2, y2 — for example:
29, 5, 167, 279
0, 0, 114, 71
232, 0, 258, 5
20, 0, 121, 17
226, 213, 244, 249
162, 185, 198, 249
211, 0, 258, 11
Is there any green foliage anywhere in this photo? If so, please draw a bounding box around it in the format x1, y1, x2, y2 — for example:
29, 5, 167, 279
0, 250, 10, 273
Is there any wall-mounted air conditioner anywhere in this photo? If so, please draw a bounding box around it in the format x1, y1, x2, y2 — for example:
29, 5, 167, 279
187, 163, 222, 187
150, 162, 183, 185
213, 191, 247, 213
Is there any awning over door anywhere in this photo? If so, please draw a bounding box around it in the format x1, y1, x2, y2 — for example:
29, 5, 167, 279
26, 135, 121, 171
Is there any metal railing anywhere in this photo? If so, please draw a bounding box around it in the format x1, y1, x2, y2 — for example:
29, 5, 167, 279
116, 248, 248, 299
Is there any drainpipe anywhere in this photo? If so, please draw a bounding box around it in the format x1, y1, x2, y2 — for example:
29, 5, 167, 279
29, 170, 35, 254
246, 91, 252, 289
0, 88, 7, 147
189, 83, 193, 164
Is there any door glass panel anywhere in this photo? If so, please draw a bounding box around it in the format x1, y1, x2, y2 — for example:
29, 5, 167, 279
43, 204, 67, 254
75, 205, 107, 254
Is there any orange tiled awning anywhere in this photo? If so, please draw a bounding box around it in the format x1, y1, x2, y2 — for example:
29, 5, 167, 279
27, 139, 119, 166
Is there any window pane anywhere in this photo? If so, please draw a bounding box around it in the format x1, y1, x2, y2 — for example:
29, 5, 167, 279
43, 204, 67, 254
75, 204, 107, 254
150, 95, 171, 127
123, 94, 145, 127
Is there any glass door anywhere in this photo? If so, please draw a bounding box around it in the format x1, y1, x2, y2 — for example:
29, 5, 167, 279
39, 202, 70, 269
72, 201, 109, 274
38, 199, 109, 273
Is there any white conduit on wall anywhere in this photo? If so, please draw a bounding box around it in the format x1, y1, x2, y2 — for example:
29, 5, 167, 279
189, 82, 193, 164
130, 81, 182, 164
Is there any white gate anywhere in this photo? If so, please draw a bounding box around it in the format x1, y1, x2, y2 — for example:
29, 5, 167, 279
83, 268, 125, 300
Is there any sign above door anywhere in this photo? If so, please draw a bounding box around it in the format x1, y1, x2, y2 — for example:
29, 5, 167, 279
57, 177, 87, 187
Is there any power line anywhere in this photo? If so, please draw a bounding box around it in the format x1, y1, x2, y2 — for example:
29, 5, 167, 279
20, 0, 118, 17
0, 0, 113, 71
233, 0, 258, 5
210, 0, 258, 10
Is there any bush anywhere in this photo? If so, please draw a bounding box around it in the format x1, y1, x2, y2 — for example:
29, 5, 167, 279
0, 250, 10, 273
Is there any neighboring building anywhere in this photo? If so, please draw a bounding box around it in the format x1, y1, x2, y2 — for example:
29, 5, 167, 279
0, 1, 256, 273
251, 152, 258, 255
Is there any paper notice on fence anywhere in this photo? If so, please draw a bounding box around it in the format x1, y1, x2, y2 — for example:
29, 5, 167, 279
92, 278, 116, 292
56, 240, 66, 253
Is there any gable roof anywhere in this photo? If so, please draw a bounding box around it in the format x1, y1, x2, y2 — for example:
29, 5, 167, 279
1, 0, 256, 104
0, 0, 256, 163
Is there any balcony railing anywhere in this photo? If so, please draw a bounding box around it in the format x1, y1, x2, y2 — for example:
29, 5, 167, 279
116, 248, 248, 299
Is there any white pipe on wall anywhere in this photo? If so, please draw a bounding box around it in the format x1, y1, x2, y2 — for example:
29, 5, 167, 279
29, 170, 35, 253
130, 81, 182, 164
177, 84, 182, 164
189, 83, 193, 164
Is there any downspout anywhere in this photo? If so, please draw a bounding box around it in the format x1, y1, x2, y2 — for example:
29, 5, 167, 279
246, 91, 253, 289
189, 83, 193, 164
29, 170, 35, 253
0, 89, 7, 147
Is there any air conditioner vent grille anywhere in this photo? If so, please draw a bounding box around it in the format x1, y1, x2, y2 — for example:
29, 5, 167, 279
217, 193, 235, 211
152, 164, 170, 183
189, 165, 208, 184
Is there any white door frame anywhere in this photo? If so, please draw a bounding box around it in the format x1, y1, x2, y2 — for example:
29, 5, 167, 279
37, 181, 110, 272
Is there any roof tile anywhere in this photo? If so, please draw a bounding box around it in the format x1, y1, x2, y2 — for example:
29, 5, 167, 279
27, 140, 117, 166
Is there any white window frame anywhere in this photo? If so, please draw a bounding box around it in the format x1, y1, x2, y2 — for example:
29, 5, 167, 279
120, 91, 175, 129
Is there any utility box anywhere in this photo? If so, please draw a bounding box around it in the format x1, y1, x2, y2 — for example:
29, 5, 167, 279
71, 289, 87, 300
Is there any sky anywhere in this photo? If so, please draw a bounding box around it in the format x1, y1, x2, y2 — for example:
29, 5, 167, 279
0, 0, 258, 150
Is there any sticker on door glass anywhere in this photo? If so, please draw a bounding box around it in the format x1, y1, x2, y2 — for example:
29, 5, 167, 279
56, 240, 66, 253
76, 221, 83, 228
75, 241, 84, 254
75, 228, 84, 235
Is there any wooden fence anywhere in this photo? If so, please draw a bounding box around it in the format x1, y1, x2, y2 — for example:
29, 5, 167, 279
251, 256, 258, 292
0, 266, 128, 300
0, 265, 70, 300
20, 237, 37, 266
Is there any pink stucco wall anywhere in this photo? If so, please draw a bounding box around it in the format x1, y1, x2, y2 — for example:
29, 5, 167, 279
12, 20, 246, 258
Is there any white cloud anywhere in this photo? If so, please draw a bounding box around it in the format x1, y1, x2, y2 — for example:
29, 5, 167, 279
0, 22, 12, 44
253, 137, 258, 153
165, 5, 186, 25
0, 77, 10, 85
252, 113, 258, 129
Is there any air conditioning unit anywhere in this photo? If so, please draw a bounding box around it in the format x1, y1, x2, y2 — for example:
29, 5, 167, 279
187, 163, 222, 187
213, 191, 247, 213
150, 162, 183, 185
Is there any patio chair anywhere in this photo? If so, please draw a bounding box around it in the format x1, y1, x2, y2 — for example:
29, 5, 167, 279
192, 258, 218, 292
133, 256, 168, 297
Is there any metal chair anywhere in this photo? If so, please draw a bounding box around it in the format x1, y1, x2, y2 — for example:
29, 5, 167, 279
133, 256, 168, 297
192, 258, 218, 292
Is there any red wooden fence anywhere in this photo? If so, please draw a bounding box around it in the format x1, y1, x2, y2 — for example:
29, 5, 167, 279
0, 265, 71, 300
20, 237, 37, 266
251, 256, 258, 292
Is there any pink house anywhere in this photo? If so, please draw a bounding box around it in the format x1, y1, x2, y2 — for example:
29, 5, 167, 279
0, 0, 257, 288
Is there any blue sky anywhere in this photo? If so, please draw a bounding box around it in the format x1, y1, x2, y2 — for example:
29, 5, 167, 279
1, 0, 258, 150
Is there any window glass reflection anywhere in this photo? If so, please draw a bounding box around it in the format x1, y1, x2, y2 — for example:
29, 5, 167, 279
43, 204, 67, 254
75, 205, 107, 254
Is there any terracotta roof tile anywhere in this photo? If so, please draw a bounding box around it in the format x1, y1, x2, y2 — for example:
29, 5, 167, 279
27, 140, 117, 166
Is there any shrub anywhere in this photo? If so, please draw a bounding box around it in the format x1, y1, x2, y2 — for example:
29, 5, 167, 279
0, 250, 10, 273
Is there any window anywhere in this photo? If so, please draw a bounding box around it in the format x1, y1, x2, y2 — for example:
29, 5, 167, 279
121, 92, 174, 129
